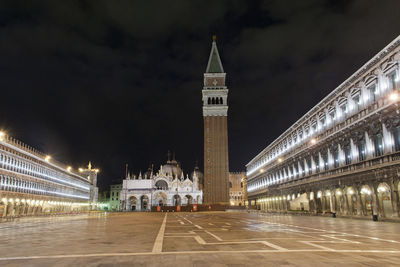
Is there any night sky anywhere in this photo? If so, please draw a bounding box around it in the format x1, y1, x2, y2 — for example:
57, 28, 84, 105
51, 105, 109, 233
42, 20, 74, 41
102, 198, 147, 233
1, 1, 400, 191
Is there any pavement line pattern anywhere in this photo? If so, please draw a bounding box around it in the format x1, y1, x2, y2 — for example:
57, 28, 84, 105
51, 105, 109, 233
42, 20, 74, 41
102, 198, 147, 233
152, 213, 167, 253
204, 230, 223, 241
255, 218, 400, 244
1, 249, 400, 261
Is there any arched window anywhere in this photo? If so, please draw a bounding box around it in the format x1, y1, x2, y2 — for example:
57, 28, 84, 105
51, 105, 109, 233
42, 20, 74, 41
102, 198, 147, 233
216, 98, 219, 104
155, 180, 168, 190
212, 98, 215, 104
208, 98, 211, 105
220, 97, 223, 105
240, 182, 243, 188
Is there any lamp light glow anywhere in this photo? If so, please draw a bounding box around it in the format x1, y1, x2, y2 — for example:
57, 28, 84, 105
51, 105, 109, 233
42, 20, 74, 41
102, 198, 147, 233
389, 91, 399, 101
310, 138, 317, 145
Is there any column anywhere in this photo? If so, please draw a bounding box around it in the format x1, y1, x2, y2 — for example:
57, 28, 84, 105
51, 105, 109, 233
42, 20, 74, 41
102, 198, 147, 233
390, 182, 399, 218
372, 191, 379, 217
2, 201, 8, 217
356, 193, 363, 216
307, 192, 314, 213
330, 192, 336, 213
343, 194, 349, 215
321, 196, 326, 214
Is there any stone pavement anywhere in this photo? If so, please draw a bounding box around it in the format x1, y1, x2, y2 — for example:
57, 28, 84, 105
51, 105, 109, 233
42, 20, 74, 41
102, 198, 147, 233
0, 212, 399, 266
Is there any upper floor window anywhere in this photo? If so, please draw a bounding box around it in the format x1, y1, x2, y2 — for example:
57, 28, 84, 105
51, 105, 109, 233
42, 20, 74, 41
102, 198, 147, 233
367, 83, 377, 102
374, 134, 384, 156
388, 71, 397, 90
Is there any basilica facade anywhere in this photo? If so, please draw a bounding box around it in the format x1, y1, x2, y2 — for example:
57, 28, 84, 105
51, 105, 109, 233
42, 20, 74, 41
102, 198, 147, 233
120, 157, 203, 211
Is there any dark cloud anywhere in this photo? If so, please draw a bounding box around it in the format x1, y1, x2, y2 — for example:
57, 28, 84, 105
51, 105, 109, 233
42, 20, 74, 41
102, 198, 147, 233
0, 0, 399, 190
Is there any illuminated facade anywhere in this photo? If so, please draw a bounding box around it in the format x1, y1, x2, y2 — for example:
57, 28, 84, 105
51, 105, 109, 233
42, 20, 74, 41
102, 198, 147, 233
0, 133, 98, 218
121, 156, 203, 211
109, 183, 122, 211
228, 172, 246, 206
246, 35, 400, 219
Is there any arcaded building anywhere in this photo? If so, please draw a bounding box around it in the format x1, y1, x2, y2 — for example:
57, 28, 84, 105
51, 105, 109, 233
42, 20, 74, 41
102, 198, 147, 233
0, 132, 98, 217
202, 37, 230, 204
246, 35, 400, 219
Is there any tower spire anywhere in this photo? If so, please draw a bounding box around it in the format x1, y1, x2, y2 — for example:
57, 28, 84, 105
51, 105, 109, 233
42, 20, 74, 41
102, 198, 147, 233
206, 36, 224, 73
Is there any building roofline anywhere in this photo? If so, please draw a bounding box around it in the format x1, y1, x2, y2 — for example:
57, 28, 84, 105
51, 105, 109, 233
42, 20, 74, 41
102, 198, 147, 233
246, 34, 400, 167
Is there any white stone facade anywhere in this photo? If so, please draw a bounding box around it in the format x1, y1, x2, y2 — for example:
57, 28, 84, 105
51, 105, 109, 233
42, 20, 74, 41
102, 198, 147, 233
120, 160, 203, 211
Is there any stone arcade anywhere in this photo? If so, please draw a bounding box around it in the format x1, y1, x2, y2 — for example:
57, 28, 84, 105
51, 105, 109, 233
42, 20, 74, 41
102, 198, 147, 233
0, 132, 98, 217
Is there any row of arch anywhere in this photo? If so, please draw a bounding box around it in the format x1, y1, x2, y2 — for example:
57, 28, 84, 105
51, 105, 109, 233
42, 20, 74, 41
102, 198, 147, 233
124, 193, 201, 211
254, 180, 400, 219
248, 122, 400, 192
207, 97, 224, 105
0, 152, 89, 191
0, 174, 88, 200
0, 196, 90, 218
248, 56, 400, 175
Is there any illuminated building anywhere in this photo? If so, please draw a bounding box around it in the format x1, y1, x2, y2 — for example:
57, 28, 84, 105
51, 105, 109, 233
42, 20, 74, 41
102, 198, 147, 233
246, 35, 400, 219
228, 172, 246, 206
0, 133, 98, 217
121, 155, 202, 211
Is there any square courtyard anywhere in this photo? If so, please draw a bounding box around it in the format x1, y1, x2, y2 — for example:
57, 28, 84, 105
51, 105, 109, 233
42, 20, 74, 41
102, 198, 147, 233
0, 212, 399, 266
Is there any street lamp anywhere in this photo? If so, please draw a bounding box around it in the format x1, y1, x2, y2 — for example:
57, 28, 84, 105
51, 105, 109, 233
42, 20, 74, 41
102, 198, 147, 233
45, 155, 51, 162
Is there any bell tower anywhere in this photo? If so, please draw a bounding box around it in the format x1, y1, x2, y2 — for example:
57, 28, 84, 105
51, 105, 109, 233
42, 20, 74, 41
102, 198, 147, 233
202, 36, 229, 204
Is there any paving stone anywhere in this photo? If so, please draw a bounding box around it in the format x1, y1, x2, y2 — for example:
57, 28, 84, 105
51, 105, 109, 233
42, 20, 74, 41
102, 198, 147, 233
0, 212, 399, 266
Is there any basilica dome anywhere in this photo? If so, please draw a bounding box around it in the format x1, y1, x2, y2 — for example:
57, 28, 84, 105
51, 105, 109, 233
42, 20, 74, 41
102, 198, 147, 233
162, 159, 182, 178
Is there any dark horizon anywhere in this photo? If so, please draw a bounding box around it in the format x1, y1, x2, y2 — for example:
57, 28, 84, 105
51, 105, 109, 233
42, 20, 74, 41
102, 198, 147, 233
1, 1, 400, 191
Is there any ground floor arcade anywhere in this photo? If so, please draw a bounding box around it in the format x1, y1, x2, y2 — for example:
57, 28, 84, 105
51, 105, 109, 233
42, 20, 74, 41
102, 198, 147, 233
249, 168, 400, 220
0, 191, 91, 218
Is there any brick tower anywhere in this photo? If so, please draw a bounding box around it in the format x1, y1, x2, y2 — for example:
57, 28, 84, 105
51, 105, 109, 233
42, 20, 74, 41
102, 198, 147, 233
202, 36, 229, 204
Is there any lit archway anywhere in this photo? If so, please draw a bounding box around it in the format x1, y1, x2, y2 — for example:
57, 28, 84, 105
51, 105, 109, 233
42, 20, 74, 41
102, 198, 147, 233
185, 195, 193, 205
173, 195, 181, 206
129, 196, 138, 211
377, 182, 392, 217
140, 195, 149, 210
153, 192, 167, 206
